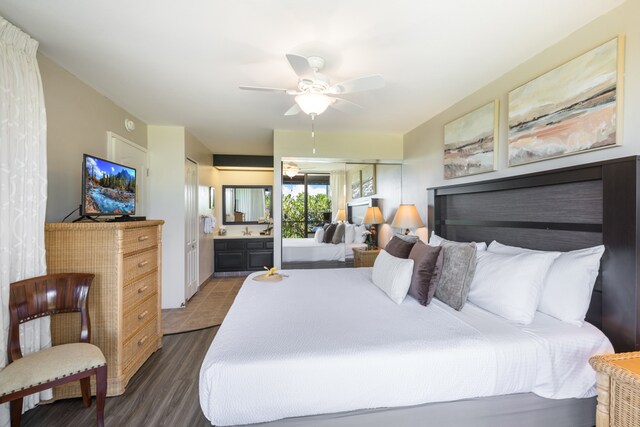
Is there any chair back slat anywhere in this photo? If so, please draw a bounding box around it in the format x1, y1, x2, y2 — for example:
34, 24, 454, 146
8, 273, 95, 363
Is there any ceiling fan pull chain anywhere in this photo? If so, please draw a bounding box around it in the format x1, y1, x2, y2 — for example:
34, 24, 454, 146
311, 114, 317, 154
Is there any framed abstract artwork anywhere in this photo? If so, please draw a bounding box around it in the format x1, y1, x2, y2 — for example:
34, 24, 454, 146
444, 100, 498, 179
361, 165, 376, 197
508, 36, 624, 166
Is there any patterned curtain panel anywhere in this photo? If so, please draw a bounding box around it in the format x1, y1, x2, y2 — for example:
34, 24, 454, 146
0, 16, 50, 425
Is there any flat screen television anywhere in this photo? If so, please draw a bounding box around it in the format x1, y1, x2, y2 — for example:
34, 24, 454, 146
82, 154, 136, 217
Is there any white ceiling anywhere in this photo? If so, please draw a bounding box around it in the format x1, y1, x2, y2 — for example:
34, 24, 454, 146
0, 0, 624, 155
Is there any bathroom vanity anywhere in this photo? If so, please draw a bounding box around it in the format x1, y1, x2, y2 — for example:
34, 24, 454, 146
214, 235, 274, 273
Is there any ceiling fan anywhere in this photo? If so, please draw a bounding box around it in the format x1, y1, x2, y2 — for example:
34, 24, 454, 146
240, 54, 385, 117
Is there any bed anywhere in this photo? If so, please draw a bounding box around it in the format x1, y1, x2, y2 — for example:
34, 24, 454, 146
200, 156, 640, 426
281, 201, 372, 266
201, 268, 611, 426
282, 238, 367, 262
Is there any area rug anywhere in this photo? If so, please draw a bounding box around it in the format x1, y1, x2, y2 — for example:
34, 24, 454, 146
162, 275, 246, 335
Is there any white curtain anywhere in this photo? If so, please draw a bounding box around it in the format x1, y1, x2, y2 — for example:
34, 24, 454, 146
234, 189, 266, 221
0, 16, 50, 426
330, 170, 345, 222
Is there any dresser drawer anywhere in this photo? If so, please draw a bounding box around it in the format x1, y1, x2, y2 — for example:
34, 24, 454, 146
123, 273, 157, 313
123, 316, 158, 369
246, 240, 265, 250
215, 240, 245, 251
123, 227, 157, 254
123, 249, 157, 283
123, 293, 157, 340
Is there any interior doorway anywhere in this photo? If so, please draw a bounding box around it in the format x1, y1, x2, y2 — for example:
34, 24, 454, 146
107, 131, 148, 215
185, 157, 199, 301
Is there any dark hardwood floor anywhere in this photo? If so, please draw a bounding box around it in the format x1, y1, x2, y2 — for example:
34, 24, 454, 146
21, 327, 218, 427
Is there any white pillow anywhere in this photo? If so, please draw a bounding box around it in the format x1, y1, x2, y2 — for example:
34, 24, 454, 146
344, 223, 355, 244
314, 228, 324, 243
468, 250, 560, 324
429, 231, 487, 251
488, 241, 605, 326
371, 250, 414, 304
354, 224, 367, 243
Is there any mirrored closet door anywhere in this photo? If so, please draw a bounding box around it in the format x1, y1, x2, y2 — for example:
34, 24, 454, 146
281, 161, 401, 270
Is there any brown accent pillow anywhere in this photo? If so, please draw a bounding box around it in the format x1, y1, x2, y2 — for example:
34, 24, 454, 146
332, 223, 345, 244
384, 236, 416, 259
323, 223, 337, 243
407, 241, 443, 306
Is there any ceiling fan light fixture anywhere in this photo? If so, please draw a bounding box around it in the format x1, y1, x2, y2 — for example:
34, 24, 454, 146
295, 93, 331, 116
283, 162, 299, 178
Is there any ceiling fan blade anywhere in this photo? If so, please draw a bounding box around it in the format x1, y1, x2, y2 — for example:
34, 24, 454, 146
239, 85, 290, 93
328, 74, 385, 94
284, 104, 302, 116
329, 97, 363, 114
285, 54, 315, 80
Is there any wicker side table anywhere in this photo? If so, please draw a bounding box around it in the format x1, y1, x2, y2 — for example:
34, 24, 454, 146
352, 247, 381, 268
590, 351, 640, 427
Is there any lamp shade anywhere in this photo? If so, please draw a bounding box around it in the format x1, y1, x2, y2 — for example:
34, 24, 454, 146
334, 209, 346, 222
363, 206, 384, 225
295, 93, 331, 115
391, 204, 424, 230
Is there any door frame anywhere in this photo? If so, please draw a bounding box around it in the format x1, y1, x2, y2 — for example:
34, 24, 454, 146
185, 156, 200, 301
106, 131, 149, 215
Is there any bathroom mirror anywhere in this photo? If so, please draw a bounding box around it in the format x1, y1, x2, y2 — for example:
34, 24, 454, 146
222, 185, 272, 224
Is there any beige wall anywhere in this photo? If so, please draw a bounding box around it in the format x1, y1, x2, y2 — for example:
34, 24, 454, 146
215, 170, 274, 236
403, 0, 640, 228
148, 126, 216, 307
274, 129, 403, 161
39, 53, 147, 222
147, 126, 186, 308
40, 53, 218, 307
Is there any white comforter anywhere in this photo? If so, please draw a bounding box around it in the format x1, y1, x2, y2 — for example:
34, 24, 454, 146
282, 238, 367, 262
199, 268, 613, 426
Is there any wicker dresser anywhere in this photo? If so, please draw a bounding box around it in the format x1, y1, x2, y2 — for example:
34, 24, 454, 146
45, 220, 164, 398
352, 247, 381, 268
590, 352, 640, 427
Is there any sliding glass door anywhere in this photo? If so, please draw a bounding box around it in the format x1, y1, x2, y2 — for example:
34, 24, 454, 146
282, 174, 330, 238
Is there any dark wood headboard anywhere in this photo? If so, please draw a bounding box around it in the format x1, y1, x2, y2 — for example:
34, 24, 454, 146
428, 156, 640, 353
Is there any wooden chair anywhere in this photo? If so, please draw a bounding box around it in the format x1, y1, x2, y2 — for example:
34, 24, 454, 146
0, 273, 107, 427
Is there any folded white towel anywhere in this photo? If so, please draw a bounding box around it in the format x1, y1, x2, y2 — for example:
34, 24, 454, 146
203, 215, 216, 234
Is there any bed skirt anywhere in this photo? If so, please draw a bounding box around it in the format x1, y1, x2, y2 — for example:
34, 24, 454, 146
235, 393, 595, 427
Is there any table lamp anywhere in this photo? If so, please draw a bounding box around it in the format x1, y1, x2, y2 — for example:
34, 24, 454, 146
363, 206, 384, 248
334, 209, 346, 223
391, 204, 424, 235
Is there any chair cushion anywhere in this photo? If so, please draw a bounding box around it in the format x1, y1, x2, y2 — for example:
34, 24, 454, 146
0, 343, 106, 397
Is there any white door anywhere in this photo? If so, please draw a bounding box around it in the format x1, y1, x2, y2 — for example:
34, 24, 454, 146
107, 132, 148, 216
185, 158, 199, 300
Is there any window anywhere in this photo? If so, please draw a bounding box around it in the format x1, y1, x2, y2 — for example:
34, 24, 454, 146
282, 174, 331, 238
